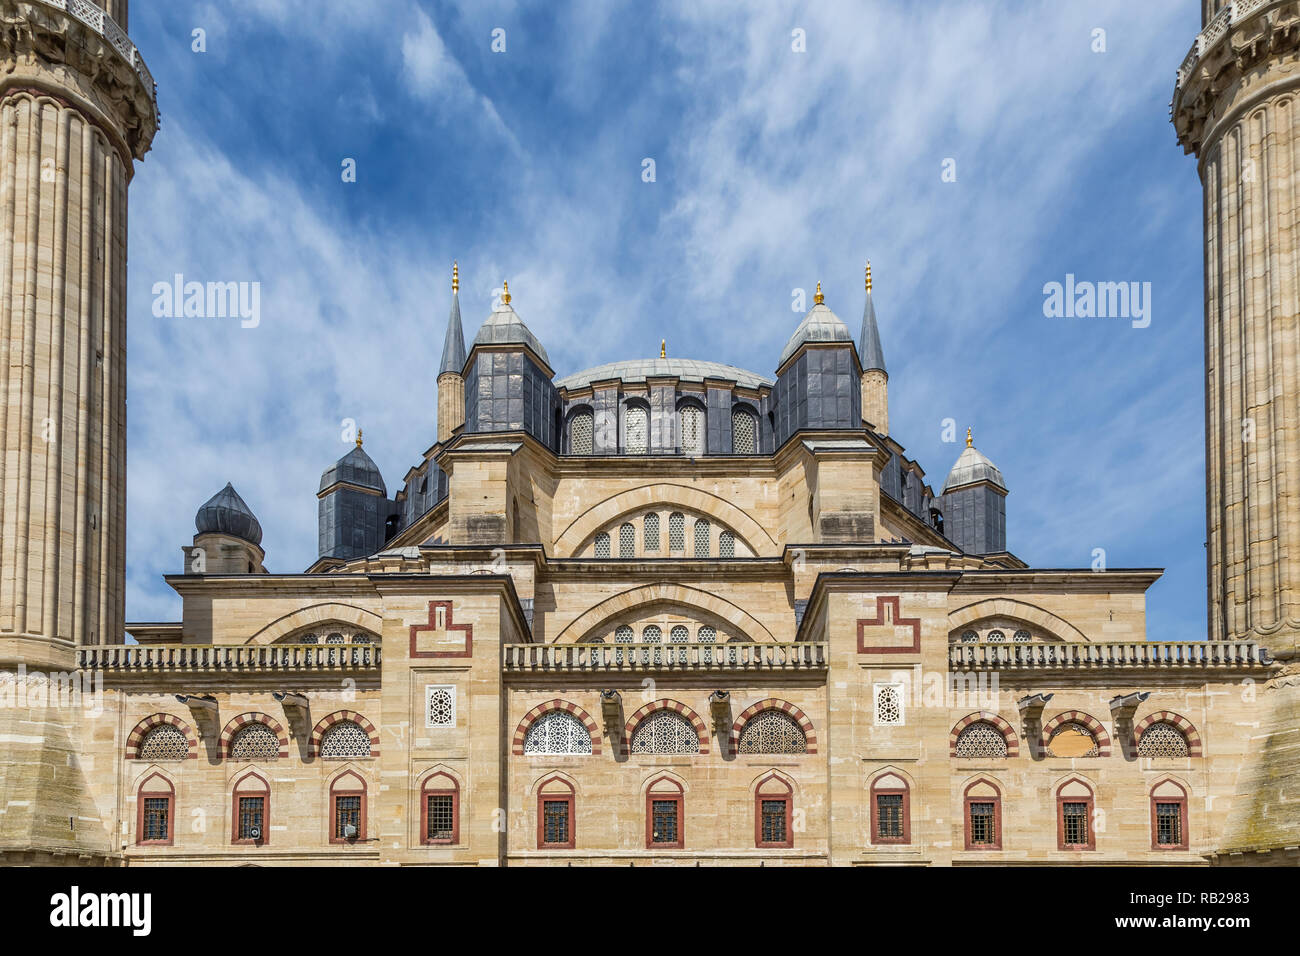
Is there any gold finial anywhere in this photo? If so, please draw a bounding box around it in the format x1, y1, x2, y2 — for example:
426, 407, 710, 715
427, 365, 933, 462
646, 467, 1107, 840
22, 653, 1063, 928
965, 427, 973, 448
865, 260, 872, 293
501, 280, 511, 305
814, 281, 824, 305
452, 260, 459, 293
660, 339, 666, 359
357, 428, 364, 448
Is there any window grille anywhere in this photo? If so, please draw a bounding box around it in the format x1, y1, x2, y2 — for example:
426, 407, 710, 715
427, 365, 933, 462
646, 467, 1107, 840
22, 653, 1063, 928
229, 723, 279, 760
143, 798, 170, 842
643, 624, 662, 665
334, 795, 361, 840
1062, 801, 1090, 846
570, 410, 594, 455
237, 796, 264, 841
625, 405, 648, 454
760, 799, 788, 844
644, 513, 660, 551
630, 710, 699, 754
698, 624, 715, 663
732, 409, 757, 454
300, 634, 319, 644
594, 532, 610, 558
876, 793, 903, 840
986, 630, 1005, 643
1013, 629, 1032, 643
542, 799, 571, 845
523, 711, 592, 755
968, 802, 996, 846
426, 794, 455, 842
1155, 802, 1183, 846
650, 799, 679, 844
669, 513, 685, 551
874, 684, 904, 726
694, 519, 710, 557
320, 720, 372, 758
1137, 722, 1189, 758
960, 630, 978, 644
426, 686, 455, 728
719, 530, 735, 558
670, 625, 689, 663
619, 522, 636, 558
615, 625, 634, 664
138, 725, 188, 761
680, 404, 704, 455
737, 710, 806, 754
954, 722, 1008, 758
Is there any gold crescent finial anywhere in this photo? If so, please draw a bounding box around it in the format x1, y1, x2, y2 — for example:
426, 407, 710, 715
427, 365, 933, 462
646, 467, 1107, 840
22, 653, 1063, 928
660, 339, 666, 359
501, 280, 511, 305
965, 427, 973, 448
357, 427, 364, 448
452, 260, 459, 293
865, 260, 872, 293
814, 281, 824, 305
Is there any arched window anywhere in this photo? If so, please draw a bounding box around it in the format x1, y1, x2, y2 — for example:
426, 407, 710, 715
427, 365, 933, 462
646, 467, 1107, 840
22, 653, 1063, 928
137, 774, 174, 846
523, 711, 593, 755
738, 710, 807, 754
642, 624, 662, 665
229, 723, 280, 761
960, 630, 979, 644
137, 724, 189, 762
694, 519, 710, 557
732, 408, 757, 454
954, 722, 1008, 758
1151, 779, 1189, 850
625, 404, 648, 455
1056, 779, 1096, 850
615, 624, 634, 664
1137, 722, 1190, 758
569, 408, 594, 455
1013, 629, 1032, 643
422, 773, 459, 845
537, 776, 576, 849
719, 530, 735, 558
755, 775, 793, 848
594, 532, 610, 558
619, 522, 636, 558
645, 776, 684, 848
231, 773, 270, 845
963, 779, 1002, 850
698, 624, 716, 663
986, 630, 1005, 643
680, 403, 705, 455
870, 772, 910, 845
668, 512, 685, 551
325, 632, 346, 644
319, 720, 372, 759
330, 771, 366, 844
644, 512, 660, 552
1047, 722, 1100, 758
670, 624, 689, 664
631, 710, 699, 755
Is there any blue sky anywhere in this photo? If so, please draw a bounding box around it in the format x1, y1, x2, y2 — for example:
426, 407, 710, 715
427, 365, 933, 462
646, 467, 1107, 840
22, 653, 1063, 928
123, 1, 1207, 639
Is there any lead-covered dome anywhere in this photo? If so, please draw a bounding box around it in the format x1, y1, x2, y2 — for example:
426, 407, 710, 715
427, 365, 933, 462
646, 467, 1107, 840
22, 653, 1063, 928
319, 444, 386, 496
943, 443, 1007, 493
472, 301, 550, 366
779, 301, 854, 367
195, 482, 263, 545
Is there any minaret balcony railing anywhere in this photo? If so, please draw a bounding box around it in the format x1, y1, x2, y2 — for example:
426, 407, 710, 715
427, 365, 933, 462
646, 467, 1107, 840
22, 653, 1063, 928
28, 0, 156, 104
1175, 0, 1278, 91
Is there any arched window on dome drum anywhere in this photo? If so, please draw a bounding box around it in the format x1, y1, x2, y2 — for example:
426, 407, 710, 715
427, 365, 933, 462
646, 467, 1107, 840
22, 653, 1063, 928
631, 710, 699, 754
614, 625, 634, 665
680, 404, 705, 455
569, 409, 594, 455
137, 725, 189, 761
670, 625, 689, 664
694, 519, 711, 557
644, 512, 660, 552
594, 532, 610, 559
738, 710, 807, 754
732, 408, 757, 454
619, 522, 636, 558
698, 625, 716, 663
643, 624, 662, 665
719, 530, 735, 558
625, 404, 648, 455
319, 720, 372, 759
669, 513, 685, 552
523, 711, 593, 755
954, 722, 1008, 758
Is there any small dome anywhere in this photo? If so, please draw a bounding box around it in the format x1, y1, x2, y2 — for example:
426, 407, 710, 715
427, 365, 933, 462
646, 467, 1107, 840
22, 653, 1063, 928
195, 482, 262, 545
779, 302, 854, 367
943, 444, 1007, 493
320, 444, 386, 496
472, 302, 550, 366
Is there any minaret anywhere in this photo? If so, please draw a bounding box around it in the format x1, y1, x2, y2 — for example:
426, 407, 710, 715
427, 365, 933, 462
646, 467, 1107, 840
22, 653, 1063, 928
0, 0, 157, 862
1173, 0, 1300, 860
437, 261, 467, 442
859, 261, 888, 434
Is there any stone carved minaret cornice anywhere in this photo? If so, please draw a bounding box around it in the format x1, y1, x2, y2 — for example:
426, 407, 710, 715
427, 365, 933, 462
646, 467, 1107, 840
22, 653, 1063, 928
0, 0, 157, 164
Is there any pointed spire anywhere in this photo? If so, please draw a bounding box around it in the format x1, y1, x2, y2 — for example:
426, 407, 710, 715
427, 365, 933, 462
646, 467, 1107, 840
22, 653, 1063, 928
438, 261, 467, 376
858, 260, 886, 373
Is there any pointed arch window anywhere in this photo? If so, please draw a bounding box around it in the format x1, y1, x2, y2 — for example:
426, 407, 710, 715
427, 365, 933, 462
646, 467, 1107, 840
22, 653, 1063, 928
619, 522, 636, 558
594, 532, 611, 559
870, 772, 910, 845
694, 519, 711, 557
625, 404, 649, 455
137, 774, 174, 846
1151, 780, 1189, 850
569, 408, 594, 455
646, 776, 685, 848
231, 773, 270, 845
680, 403, 705, 455
755, 775, 794, 848
643, 512, 660, 552
422, 773, 460, 845
537, 776, 576, 849
732, 408, 757, 454
330, 772, 366, 844
1056, 779, 1096, 850
719, 530, 735, 558
668, 512, 685, 551
963, 780, 1002, 850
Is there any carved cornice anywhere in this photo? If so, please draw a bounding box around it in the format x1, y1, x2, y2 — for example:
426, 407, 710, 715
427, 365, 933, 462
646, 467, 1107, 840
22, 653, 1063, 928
0, 0, 157, 161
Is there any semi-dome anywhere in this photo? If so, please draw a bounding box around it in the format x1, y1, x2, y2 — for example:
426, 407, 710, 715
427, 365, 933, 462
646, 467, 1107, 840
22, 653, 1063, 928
195, 482, 263, 545
472, 296, 550, 366
942, 436, 1007, 493
320, 443, 386, 496
778, 300, 855, 367
555, 357, 773, 391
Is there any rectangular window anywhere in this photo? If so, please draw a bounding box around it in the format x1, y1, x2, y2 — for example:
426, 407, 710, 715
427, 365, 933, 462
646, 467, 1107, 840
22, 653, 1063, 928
1155, 802, 1183, 847
425, 684, 456, 728
237, 796, 264, 842
650, 799, 680, 847
876, 793, 904, 841
968, 802, 996, 847
873, 682, 904, 726
541, 799, 571, 848
142, 797, 170, 843
333, 795, 362, 841
1062, 801, 1089, 847
426, 794, 456, 843
758, 798, 790, 847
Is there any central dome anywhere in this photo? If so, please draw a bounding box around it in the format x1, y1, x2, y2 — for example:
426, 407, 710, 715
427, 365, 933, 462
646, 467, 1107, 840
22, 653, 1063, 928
554, 357, 773, 391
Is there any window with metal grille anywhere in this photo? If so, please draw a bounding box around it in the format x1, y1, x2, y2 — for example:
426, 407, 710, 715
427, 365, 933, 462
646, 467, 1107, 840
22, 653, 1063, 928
334, 795, 361, 840
643, 624, 662, 664
523, 710, 592, 755
968, 802, 995, 846
680, 404, 704, 455
1013, 629, 1032, 643
542, 799, 570, 846
986, 630, 1005, 643
594, 532, 610, 558
1155, 802, 1183, 846
644, 512, 660, 551
143, 798, 170, 842
651, 799, 679, 844
954, 722, 1008, 757
619, 522, 635, 557
625, 404, 648, 454
570, 410, 594, 455
960, 630, 978, 643
319, 720, 372, 759
137, 724, 188, 761
876, 793, 904, 840
694, 519, 710, 557
669, 625, 689, 663
614, 624, 634, 663
631, 710, 699, 754
1138, 722, 1190, 758
719, 530, 735, 557
426, 794, 455, 842
229, 722, 279, 761
732, 408, 757, 454
760, 799, 788, 845
698, 625, 716, 642
669, 513, 685, 551
237, 796, 264, 841
1062, 801, 1089, 847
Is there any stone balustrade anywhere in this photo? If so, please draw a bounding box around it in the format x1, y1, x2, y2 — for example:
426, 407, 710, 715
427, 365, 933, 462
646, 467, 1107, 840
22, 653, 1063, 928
78, 643, 380, 672
948, 640, 1268, 670
1175, 0, 1275, 90
32, 0, 156, 102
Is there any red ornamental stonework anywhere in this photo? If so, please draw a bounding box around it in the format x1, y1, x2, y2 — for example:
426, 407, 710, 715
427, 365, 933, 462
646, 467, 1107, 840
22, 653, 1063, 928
856, 596, 922, 654
409, 600, 473, 658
